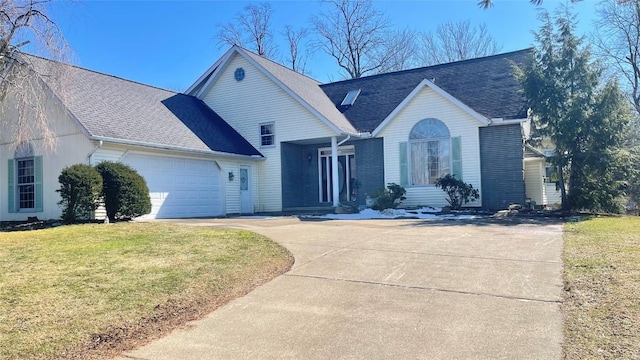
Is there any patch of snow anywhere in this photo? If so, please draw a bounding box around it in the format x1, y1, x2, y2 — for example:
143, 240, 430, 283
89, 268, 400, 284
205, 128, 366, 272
415, 206, 442, 213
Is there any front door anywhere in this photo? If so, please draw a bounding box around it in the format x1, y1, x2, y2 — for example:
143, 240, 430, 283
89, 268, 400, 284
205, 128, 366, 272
319, 146, 356, 203
239, 166, 253, 214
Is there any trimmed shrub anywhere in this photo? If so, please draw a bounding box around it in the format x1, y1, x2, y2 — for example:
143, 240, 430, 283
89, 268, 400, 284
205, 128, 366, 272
372, 183, 407, 210
95, 161, 151, 221
57, 164, 103, 223
435, 174, 479, 210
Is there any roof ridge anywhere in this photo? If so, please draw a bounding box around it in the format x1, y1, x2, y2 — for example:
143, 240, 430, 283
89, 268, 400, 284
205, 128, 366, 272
321, 48, 534, 87
235, 45, 322, 84
23, 53, 179, 95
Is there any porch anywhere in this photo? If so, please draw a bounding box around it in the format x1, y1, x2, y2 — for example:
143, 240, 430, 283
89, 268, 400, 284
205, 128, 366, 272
280, 138, 384, 211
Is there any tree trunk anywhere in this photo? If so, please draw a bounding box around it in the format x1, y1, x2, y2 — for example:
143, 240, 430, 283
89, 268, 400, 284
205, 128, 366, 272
558, 164, 568, 210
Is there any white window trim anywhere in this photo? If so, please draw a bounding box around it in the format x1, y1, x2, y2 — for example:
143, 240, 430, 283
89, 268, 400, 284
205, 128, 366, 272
407, 118, 451, 187
15, 157, 36, 211
408, 138, 452, 187
317, 145, 356, 203
260, 122, 275, 148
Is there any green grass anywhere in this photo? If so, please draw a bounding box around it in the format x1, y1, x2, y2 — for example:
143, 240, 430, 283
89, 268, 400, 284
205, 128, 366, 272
563, 216, 640, 359
0, 222, 293, 359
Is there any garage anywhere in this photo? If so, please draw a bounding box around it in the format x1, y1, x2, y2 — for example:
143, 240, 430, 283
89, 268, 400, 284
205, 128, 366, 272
122, 153, 223, 219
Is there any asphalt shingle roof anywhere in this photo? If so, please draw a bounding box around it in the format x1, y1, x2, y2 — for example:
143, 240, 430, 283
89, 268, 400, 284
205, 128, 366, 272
26, 55, 262, 157
320, 49, 533, 133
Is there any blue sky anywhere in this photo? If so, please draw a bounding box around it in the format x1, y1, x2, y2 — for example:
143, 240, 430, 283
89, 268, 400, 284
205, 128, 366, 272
43, 0, 598, 92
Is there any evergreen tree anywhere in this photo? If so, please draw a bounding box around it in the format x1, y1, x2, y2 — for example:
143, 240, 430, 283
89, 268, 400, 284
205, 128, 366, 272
517, 8, 631, 213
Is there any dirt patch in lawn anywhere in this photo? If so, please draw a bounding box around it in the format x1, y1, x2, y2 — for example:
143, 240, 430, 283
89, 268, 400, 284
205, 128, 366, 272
78, 268, 288, 359
0, 223, 293, 360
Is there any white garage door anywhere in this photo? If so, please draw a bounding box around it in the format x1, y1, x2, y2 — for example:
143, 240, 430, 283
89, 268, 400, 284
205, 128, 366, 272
122, 154, 223, 219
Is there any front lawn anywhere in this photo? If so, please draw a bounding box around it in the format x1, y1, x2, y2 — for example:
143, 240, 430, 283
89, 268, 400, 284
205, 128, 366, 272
563, 216, 640, 359
0, 222, 293, 359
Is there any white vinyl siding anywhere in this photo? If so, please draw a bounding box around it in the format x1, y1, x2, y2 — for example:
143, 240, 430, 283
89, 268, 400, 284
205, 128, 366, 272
524, 159, 562, 207
524, 160, 544, 206
90, 148, 126, 163
208, 159, 255, 215
200, 54, 338, 212
544, 184, 562, 207
379, 86, 483, 208
0, 91, 93, 221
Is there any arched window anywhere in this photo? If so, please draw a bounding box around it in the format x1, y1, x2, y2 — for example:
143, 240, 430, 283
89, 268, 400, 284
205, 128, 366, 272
409, 119, 450, 185
14, 142, 34, 158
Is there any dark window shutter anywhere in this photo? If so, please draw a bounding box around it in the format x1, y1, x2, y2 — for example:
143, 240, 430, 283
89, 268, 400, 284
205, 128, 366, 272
8, 159, 15, 213
451, 136, 462, 180
34, 156, 43, 212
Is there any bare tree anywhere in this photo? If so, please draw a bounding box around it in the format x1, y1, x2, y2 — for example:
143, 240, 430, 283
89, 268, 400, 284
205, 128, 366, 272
1, 0, 71, 149
216, 2, 277, 58
418, 21, 501, 66
283, 25, 309, 74
478, 0, 581, 8
479, 0, 542, 8
594, 0, 640, 115
376, 28, 418, 73
311, 0, 395, 79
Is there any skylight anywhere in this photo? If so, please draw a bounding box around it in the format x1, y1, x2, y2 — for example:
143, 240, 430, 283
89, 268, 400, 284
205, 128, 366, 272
340, 89, 361, 106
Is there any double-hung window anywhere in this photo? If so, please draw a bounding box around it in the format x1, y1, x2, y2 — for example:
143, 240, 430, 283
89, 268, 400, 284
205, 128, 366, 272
260, 122, 275, 147
409, 118, 451, 185
17, 158, 36, 210
8, 142, 43, 213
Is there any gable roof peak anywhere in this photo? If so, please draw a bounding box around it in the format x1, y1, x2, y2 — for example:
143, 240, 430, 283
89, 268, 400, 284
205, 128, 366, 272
193, 45, 359, 135
320, 48, 532, 132
231, 45, 322, 84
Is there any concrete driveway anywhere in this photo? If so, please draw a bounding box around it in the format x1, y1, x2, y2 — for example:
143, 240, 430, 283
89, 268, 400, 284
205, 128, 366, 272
121, 217, 564, 360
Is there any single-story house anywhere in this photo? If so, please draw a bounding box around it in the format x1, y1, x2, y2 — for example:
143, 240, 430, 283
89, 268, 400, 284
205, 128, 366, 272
0, 46, 560, 220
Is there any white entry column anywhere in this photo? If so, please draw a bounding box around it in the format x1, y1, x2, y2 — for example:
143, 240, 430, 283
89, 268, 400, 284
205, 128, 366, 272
331, 136, 340, 207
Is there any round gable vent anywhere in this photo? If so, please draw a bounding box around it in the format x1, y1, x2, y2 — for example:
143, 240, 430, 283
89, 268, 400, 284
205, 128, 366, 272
234, 68, 245, 81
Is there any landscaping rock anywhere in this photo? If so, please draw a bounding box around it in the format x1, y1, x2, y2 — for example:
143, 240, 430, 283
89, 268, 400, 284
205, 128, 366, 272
493, 209, 519, 217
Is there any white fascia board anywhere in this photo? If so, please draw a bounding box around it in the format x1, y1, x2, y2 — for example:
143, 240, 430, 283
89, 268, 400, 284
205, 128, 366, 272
193, 46, 362, 137
220, 47, 360, 137
371, 79, 491, 137
525, 144, 546, 157
489, 117, 528, 126
234, 48, 350, 136
90, 136, 265, 161
190, 47, 237, 98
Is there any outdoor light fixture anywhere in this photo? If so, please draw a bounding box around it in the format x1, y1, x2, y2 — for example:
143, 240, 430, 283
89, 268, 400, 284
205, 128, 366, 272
228, 171, 235, 181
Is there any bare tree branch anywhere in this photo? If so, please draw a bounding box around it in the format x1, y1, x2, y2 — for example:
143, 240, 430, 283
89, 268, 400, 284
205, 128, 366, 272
418, 21, 501, 66
376, 28, 418, 73
311, 0, 396, 79
478, 0, 579, 9
1, 0, 72, 150
283, 25, 309, 74
593, 0, 640, 116
216, 2, 277, 58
